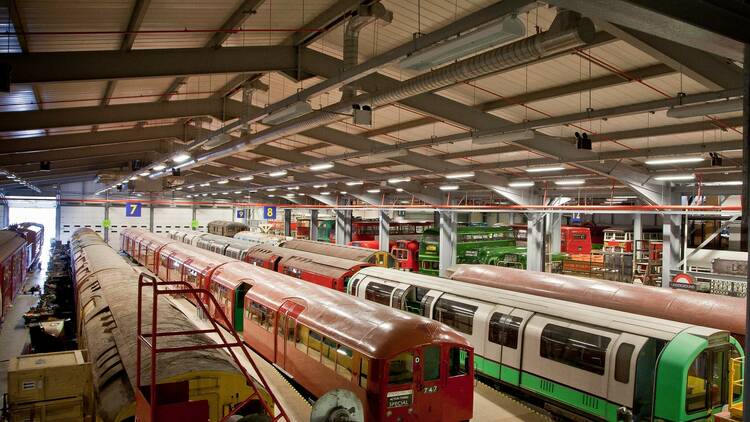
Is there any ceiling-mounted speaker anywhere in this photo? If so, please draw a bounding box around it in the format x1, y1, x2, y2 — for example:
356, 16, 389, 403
40, 161, 51, 171
171, 168, 181, 176
575, 132, 592, 150
131, 159, 142, 171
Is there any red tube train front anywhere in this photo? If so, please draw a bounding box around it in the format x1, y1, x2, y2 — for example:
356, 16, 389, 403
120, 228, 474, 422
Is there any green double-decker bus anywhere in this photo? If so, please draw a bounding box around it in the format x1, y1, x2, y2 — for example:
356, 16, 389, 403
418, 226, 518, 275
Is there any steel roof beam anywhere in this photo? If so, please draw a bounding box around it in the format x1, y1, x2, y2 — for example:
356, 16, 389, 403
3, 46, 296, 84
287, 0, 364, 47
0, 141, 166, 166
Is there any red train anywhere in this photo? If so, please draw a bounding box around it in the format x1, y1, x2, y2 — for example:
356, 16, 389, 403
12, 222, 45, 270
348, 221, 431, 272
120, 228, 474, 421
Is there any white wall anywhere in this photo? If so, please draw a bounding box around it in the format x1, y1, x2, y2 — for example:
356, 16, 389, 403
153, 207, 193, 235
195, 208, 233, 232
60, 205, 105, 244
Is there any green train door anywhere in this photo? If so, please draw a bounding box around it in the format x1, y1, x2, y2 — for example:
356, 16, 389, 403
233, 282, 252, 332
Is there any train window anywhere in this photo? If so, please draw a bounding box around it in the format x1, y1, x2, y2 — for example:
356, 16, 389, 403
336, 345, 353, 380
364, 282, 394, 306
710, 350, 726, 408
614, 343, 635, 383
423, 346, 441, 381
686, 352, 708, 413
449, 347, 470, 377
540, 324, 611, 375
277, 314, 286, 337
573, 233, 587, 240
249, 302, 273, 331
349, 277, 361, 295
283, 267, 303, 279
391, 288, 406, 310
295, 325, 309, 353
388, 352, 414, 385
359, 355, 369, 388
434, 298, 477, 335
307, 330, 323, 361
185, 269, 199, 287
488, 313, 522, 349
420, 296, 434, 318
321, 338, 338, 370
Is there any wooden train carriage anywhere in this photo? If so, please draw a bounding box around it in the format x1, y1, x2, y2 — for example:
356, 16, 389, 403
242, 272, 473, 422
449, 264, 746, 341
14, 222, 44, 269
0, 230, 27, 322
281, 239, 397, 269
70, 229, 258, 422
207, 220, 250, 237
349, 267, 742, 422
245, 244, 369, 291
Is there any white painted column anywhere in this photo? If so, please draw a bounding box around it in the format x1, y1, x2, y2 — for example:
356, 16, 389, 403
661, 190, 682, 287
310, 210, 319, 241
438, 211, 458, 278
526, 213, 545, 272
379, 211, 391, 252
283, 209, 292, 237
335, 210, 352, 245
633, 213, 643, 244
548, 213, 561, 254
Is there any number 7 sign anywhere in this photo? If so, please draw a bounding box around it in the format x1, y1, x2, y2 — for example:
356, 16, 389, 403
125, 202, 142, 217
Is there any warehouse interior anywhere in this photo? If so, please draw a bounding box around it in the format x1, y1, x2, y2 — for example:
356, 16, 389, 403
0, 1, 748, 421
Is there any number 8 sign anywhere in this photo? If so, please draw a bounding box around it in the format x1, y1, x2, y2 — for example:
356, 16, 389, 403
125, 202, 142, 217
263, 206, 276, 220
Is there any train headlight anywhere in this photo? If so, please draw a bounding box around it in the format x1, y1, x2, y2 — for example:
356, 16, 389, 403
386, 410, 392, 417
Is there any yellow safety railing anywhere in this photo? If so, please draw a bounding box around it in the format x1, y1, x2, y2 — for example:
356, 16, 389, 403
730, 356, 744, 419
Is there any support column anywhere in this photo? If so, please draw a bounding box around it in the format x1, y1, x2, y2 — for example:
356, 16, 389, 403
438, 211, 457, 278
310, 210, 319, 241
526, 213, 546, 272
284, 209, 292, 237
633, 213, 643, 244
103, 200, 110, 243
433, 211, 440, 228
661, 190, 682, 287
148, 202, 154, 232
379, 211, 391, 252
55, 200, 62, 240
335, 210, 352, 245
548, 213, 561, 254
191, 205, 198, 230
231, 206, 237, 222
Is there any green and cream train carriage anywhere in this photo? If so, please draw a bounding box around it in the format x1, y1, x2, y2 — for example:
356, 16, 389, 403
347, 267, 742, 421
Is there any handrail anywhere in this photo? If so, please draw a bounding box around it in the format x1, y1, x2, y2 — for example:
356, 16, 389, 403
136, 272, 288, 421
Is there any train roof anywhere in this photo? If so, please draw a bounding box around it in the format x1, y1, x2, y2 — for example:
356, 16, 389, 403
355, 266, 710, 341
247, 244, 368, 274
0, 230, 26, 262
234, 231, 291, 245
449, 264, 745, 337
207, 220, 249, 229
280, 239, 379, 262
126, 229, 236, 272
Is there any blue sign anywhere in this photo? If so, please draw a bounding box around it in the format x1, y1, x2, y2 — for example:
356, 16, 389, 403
236, 209, 246, 219
263, 206, 276, 220
125, 202, 142, 217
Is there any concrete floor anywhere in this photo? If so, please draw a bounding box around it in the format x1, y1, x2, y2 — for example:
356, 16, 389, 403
0, 257, 46, 398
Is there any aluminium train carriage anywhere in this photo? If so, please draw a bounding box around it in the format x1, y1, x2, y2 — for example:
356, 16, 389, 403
281, 238, 398, 269
348, 267, 743, 422
206, 220, 250, 237
121, 228, 475, 422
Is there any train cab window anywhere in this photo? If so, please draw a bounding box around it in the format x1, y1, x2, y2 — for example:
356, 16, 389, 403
614, 343, 635, 383
421, 261, 439, 270
710, 350, 726, 408
434, 298, 477, 335
364, 282, 394, 306
359, 356, 369, 389
348, 276, 361, 295
423, 346, 441, 381
540, 324, 611, 375
449, 347, 470, 377
386, 255, 396, 268
488, 313, 522, 349
420, 295, 435, 318
388, 352, 414, 385
336, 345, 353, 379
686, 352, 709, 413
185, 268, 199, 287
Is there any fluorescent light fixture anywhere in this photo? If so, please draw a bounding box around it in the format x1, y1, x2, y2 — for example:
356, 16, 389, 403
200, 182, 210, 187
346, 181, 364, 186
172, 153, 191, 163
268, 194, 275, 197
313, 184, 328, 188
654, 174, 695, 181
473, 129, 535, 145
702, 180, 742, 186
320, 191, 331, 195
248, 189, 258, 193
439, 185, 460, 191
555, 179, 585, 186
340, 191, 347, 195
267, 188, 277, 192
309, 162, 334, 171
148, 171, 164, 179
201, 193, 208, 197
445, 171, 475, 179
269, 170, 288, 177
129, 176, 138, 181
139, 171, 150, 177
211, 193, 217, 196
201, 133, 232, 150
400, 16, 526, 71
367, 189, 381, 194
666, 98, 742, 119
234, 191, 242, 194
371, 149, 408, 160
388, 177, 411, 184
186, 195, 192, 198
8, 174, 16, 179
175, 187, 183, 191
217, 179, 229, 184
508, 181, 534, 187
288, 186, 300, 191
187, 185, 195, 189
153, 164, 166, 171
262, 101, 312, 125
645, 157, 704, 165
239, 175, 254, 181
396, 188, 404, 192
526, 166, 564, 173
